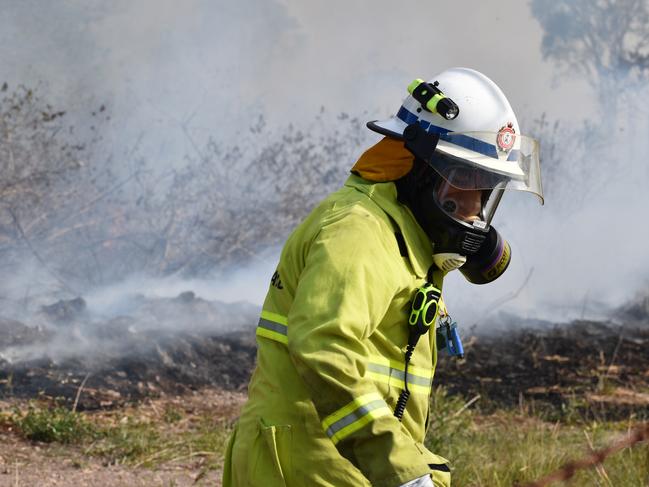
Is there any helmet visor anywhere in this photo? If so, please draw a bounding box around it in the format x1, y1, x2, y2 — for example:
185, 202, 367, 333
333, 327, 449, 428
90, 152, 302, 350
428, 131, 544, 204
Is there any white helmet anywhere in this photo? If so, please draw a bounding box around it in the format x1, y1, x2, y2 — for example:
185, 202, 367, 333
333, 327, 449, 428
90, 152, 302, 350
368, 67, 543, 207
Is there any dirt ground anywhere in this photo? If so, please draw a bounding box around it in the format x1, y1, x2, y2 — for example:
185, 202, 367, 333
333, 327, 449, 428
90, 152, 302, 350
0, 445, 220, 487
0, 389, 247, 487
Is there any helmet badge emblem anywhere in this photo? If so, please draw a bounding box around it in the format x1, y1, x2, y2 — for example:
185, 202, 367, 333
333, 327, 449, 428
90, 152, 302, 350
496, 122, 516, 152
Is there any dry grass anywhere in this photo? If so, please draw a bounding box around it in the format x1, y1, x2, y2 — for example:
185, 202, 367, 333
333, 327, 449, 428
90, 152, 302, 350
2, 387, 649, 486
425, 388, 649, 486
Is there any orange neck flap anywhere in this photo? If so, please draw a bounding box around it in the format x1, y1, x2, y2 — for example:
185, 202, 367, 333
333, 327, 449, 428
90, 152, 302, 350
351, 137, 414, 182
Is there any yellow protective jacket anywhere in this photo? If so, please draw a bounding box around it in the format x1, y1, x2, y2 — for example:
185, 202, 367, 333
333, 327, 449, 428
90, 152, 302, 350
223, 173, 450, 487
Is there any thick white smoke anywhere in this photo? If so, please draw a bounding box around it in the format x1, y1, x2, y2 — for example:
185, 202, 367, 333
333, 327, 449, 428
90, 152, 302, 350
1, 0, 647, 337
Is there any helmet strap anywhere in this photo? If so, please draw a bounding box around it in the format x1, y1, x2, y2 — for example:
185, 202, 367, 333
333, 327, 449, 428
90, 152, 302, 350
403, 123, 439, 162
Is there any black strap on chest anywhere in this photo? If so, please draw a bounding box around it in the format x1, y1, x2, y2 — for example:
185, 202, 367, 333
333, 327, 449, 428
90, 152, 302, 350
394, 232, 408, 257
428, 265, 444, 291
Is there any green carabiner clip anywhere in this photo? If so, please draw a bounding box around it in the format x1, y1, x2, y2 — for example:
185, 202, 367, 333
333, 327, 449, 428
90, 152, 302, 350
408, 283, 441, 337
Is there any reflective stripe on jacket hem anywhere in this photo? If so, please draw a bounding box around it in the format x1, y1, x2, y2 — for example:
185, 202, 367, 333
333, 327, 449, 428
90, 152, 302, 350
321, 392, 392, 445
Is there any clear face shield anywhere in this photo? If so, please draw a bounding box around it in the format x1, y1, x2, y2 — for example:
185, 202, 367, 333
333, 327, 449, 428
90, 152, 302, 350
434, 175, 504, 226
428, 131, 544, 227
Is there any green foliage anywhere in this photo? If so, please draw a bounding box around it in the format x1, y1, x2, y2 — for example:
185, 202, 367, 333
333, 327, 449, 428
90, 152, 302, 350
12, 404, 96, 444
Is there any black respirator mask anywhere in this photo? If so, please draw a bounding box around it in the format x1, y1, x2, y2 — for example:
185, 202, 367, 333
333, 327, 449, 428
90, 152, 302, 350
395, 123, 512, 284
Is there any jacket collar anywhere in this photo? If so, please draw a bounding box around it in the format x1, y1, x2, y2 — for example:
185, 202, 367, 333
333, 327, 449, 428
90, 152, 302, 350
344, 174, 433, 278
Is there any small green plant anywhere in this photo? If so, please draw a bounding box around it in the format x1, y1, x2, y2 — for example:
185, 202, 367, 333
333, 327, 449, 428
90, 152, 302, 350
163, 405, 183, 424
12, 404, 96, 443
90, 418, 161, 465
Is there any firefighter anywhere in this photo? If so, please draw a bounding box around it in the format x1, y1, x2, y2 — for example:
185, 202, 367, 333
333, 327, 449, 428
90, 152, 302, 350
222, 67, 544, 487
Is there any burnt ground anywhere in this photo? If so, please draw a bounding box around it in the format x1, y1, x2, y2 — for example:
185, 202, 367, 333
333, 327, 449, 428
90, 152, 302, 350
0, 294, 647, 486
435, 319, 649, 419
0, 293, 648, 418
0, 320, 256, 410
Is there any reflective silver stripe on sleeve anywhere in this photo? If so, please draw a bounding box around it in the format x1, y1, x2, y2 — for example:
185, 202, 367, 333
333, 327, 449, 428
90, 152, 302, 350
325, 399, 388, 439
257, 317, 288, 336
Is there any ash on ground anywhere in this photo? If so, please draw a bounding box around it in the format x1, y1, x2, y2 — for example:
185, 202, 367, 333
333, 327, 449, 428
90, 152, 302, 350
435, 318, 649, 419
0, 292, 257, 410
1, 292, 648, 420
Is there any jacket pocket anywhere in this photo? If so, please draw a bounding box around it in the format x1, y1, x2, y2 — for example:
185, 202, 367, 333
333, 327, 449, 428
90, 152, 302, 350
415, 443, 451, 487
251, 418, 293, 486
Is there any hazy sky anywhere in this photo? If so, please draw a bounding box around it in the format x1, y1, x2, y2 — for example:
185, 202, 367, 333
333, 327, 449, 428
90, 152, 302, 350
2, 1, 646, 326
1, 0, 595, 147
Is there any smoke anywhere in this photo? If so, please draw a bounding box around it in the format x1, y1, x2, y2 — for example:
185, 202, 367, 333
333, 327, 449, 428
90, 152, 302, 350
443, 99, 649, 327
0, 233, 278, 364
442, 0, 649, 327
1, 0, 648, 353
1, 1, 593, 149
84, 258, 278, 317
0, 265, 270, 364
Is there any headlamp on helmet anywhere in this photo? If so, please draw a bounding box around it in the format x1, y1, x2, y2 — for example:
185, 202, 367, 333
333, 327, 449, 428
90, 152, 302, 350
407, 79, 459, 120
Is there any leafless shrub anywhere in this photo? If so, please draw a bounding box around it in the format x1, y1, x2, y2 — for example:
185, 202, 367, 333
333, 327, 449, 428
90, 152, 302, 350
0, 84, 106, 294
0, 86, 371, 296
134, 111, 371, 276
